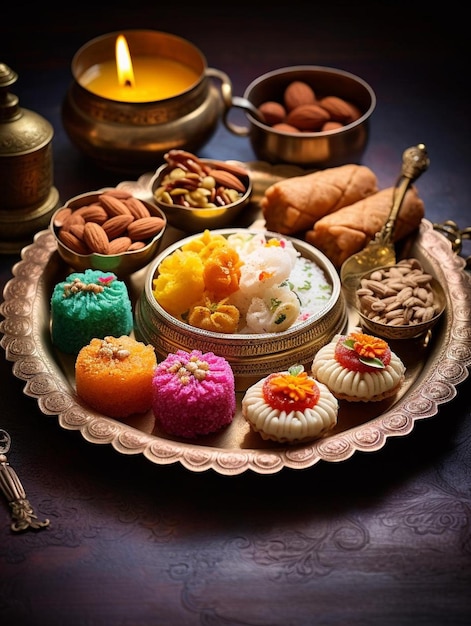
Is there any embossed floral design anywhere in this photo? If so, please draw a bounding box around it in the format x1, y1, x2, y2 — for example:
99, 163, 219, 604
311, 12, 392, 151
0, 195, 470, 475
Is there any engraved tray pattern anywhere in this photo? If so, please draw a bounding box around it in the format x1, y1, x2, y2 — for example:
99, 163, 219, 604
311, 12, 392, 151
1, 166, 470, 475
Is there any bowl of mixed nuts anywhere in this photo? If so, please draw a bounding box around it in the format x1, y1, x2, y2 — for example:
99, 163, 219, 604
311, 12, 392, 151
50, 188, 167, 276
223, 65, 376, 168
355, 259, 446, 340
151, 150, 253, 233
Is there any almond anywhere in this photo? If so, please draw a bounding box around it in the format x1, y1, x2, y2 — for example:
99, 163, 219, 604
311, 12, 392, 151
53, 207, 72, 228
59, 230, 90, 255
258, 101, 286, 126
108, 236, 133, 254
127, 217, 166, 241
128, 241, 147, 251
344, 102, 362, 123
318, 96, 361, 123
284, 81, 316, 112
100, 188, 132, 200
74, 204, 108, 224
69, 223, 85, 240
286, 103, 331, 131
102, 214, 135, 239
272, 122, 300, 133
322, 120, 344, 131
208, 160, 250, 178
124, 197, 151, 219
83, 222, 110, 254
207, 169, 246, 193
60, 212, 85, 232
98, 194, 132, 217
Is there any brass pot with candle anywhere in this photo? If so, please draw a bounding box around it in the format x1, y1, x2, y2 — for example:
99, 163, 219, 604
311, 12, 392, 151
62, 30, 236, 175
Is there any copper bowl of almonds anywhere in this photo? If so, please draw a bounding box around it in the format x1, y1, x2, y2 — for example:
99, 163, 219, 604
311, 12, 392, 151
355, 260, 447, 340
50, 188, 167, 276
150, 150, 253, 233
223, 65, 376, 168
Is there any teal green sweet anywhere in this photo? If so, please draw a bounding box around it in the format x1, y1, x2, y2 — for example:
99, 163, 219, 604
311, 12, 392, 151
50, 269, 133, 354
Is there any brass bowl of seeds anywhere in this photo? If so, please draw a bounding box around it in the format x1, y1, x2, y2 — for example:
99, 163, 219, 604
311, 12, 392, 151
355, 258, 446, 340
150, 149, 253, 233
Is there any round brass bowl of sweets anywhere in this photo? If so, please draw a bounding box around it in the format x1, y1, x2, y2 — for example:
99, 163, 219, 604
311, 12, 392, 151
50, 188, 167, 277
134, 228, 348, 391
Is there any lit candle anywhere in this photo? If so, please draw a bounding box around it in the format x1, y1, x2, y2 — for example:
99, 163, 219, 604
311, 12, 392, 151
78, 35, 200, 102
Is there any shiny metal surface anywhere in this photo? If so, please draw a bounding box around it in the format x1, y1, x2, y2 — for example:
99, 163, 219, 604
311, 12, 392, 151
224, 65, 375, 168
150, 158, 253, 232
0, 64, 60, 251
1, 220, 469, 474
50, 189, 167, 276
356, 274, 446, 340
1, 6, 470, 624
0, 428, 50, 532
1, 165, 469, 476
340, 143, 430, 302
135, 227, 347, 390
61, 30, 233, 175
0, 64, 55, 210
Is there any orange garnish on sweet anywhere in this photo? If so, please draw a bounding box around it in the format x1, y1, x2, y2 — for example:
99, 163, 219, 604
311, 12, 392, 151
262, 365, 320, 411
350, 332, 388, 360
336, 331, 391, 372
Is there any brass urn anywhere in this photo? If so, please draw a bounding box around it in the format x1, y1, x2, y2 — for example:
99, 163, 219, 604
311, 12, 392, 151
0, 63, 59, 253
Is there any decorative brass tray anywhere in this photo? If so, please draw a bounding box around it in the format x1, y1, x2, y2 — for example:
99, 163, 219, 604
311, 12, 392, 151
1, 164, 470, 475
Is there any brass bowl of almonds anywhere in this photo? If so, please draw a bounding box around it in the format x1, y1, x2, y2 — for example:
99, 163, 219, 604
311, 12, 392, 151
355, 259, 446, 340
223, 65, 376, 168
150, 150, 253, 233
50, 188, 167, 276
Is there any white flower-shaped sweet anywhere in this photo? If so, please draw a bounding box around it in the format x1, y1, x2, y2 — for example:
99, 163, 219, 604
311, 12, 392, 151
245, 285, 300, 333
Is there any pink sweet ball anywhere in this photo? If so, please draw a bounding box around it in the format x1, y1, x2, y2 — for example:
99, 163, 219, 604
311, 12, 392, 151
152, 349, 236, 438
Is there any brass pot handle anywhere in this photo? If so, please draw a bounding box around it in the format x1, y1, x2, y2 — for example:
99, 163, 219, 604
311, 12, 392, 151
221, 95, 265, 136
205, 67, 234, 108
433, 220, 471, 269
205, 69, 265, 135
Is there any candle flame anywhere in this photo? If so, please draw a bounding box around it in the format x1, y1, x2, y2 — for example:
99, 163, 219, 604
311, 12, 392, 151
116, 35, 135, 88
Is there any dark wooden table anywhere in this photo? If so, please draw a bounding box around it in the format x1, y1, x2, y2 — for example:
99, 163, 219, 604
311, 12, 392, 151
1, 3, 470, 625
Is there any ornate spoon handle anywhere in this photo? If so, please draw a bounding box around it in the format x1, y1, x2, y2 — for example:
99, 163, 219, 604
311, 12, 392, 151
376, 143, 430, 245
0, 429, 50, 532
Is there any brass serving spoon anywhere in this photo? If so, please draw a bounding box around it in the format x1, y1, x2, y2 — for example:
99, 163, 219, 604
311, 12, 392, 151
340, 143, 430, 304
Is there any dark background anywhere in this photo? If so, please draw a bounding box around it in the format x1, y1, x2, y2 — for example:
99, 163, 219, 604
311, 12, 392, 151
1, 3, 470, 626
1, 1, 468, 202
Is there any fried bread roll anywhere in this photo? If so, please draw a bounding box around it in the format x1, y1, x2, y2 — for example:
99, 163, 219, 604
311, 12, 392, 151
305, 186, 425, 269
261, 164, 378, 235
